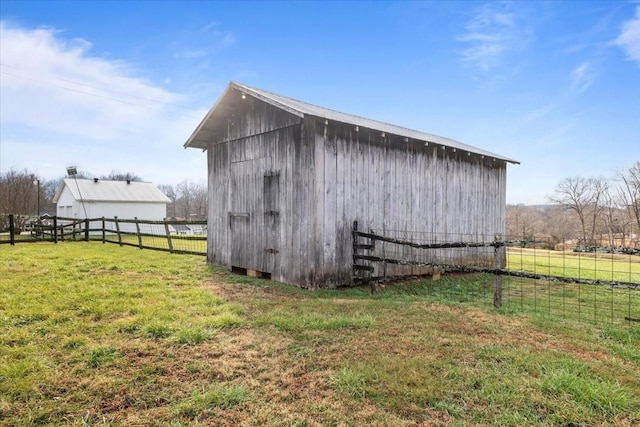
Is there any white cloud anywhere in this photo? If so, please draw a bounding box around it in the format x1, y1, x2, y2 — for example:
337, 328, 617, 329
614, 6, 640, 63
457, 2, 530, 70
172, 22, 234, 59
0, 21, 208, 185
174, 49, 209, 59
218, 33, 235, 48
570, 62, 594, 93
521, 103, 559, 124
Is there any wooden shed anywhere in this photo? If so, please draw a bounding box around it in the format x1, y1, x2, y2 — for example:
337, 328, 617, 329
185, 82, 518, 288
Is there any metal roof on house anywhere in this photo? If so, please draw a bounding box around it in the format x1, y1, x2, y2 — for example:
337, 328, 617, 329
53, 179, 171, 203
185, 81, 519, 164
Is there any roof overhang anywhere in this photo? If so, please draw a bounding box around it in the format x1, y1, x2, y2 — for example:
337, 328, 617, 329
184, 82, 305, 151
184, 82, 519, 165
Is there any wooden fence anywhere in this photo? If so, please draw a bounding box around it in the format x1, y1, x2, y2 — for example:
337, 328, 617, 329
0, 214, 206, 256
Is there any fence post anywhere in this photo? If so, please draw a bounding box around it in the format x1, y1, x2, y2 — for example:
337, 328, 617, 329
9, 214, 15, 246
114, 216, 123, 246
493, 233, 504, 308
352, 220, 358, 271
102, 217, 106, 244
53, 216, 58, 244
84, 219, 89, 241
134, 217, 143, 249
164, 222, 174, 253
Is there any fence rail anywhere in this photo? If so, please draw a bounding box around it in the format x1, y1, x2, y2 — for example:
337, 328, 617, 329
352, 222, 640, 327
0, 214, 206, 256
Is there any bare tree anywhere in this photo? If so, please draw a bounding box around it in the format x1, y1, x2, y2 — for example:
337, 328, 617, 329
101, 170, 143, 182
173, 180, 207, 220
617, 161, 640, 235
0, 168, 40, 215
192, 182, 207, 220
0, 168, 43, 231
599, 185, 623, 247
176, 180, 195, 219
158, 184, 177, 219
40, 178, 60, 214
506, 204, 541, 240
549, 177, 603, 243
588, 177, 608, 244
544, 205, 580, 248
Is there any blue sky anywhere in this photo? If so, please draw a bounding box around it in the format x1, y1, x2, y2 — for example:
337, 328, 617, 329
1, 1, 638, 204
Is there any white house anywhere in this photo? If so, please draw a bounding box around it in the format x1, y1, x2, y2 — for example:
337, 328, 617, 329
53, 178, 170, 220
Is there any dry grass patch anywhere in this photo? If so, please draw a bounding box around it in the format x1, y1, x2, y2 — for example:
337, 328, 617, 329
206, 278, 639, 425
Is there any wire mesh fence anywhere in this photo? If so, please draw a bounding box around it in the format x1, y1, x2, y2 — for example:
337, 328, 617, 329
502, 241, 639, 326
353, 225, 640, 328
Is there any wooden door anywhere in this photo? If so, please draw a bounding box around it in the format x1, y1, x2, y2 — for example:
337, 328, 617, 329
229, 157, 279, 274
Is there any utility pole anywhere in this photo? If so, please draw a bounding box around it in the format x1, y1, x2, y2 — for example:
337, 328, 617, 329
33, 179, 40, 219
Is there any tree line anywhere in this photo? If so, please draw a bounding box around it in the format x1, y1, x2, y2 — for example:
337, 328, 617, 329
507, 161, 640, 248
0, 168, 207, 221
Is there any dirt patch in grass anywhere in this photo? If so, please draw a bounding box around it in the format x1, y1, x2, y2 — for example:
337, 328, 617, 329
201, 279, 639, 425
210, 278, 610, 365
168, 280, 458, 425
205, 278, 307, 301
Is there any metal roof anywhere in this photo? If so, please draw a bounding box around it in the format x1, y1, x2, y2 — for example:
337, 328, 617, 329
185, 81, 519, 164
53, 179, 171, 203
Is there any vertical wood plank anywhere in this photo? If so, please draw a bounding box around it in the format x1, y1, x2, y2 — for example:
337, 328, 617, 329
164, 221, 174, 253
114, 216, 122, 246
134, 217, 142, 249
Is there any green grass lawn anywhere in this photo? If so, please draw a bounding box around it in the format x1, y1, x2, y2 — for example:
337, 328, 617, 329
507, 247, 640, 283
500, 275, 640, 326
1, 242, 639, 426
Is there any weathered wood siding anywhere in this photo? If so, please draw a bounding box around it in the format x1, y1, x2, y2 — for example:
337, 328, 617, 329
206, 94, 507, 289
314, 119, 507, 285
206, 95, 301, 271
206, 98, 324, 287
